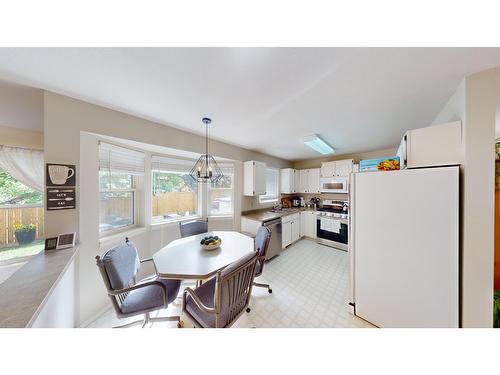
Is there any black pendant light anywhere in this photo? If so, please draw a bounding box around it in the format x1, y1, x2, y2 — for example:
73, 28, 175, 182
189, 117, 224, 183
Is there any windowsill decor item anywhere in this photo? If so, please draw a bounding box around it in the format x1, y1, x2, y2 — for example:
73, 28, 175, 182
14, 223, 36, 245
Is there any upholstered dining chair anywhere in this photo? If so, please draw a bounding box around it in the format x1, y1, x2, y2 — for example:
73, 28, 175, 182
179, 219, 208, 238
253, 226, 273, 294
96, 238, 182, 328
181, 252, 258, 328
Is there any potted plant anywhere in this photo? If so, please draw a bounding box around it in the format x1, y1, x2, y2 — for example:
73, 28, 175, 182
14, 223, 36, 245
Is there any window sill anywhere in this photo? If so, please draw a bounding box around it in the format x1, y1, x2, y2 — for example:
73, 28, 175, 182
151, 216, 202, 229
99, 226, 147, 247
208, 215, 234, 220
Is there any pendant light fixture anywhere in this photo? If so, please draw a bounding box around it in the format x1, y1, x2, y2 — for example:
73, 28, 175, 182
189, 117, 224, 183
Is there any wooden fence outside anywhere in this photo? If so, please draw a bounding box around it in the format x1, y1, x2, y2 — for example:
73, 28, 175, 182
152, 192, 196, 217
0, 204, 44, 247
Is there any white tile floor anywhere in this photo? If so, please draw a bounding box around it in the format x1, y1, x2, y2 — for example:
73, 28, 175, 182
86, 239, 375, 328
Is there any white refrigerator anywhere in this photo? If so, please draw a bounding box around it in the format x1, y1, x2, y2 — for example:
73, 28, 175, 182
349, 166, 459, 328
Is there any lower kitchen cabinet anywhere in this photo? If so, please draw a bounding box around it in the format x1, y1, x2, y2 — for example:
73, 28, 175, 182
300, 210, 317, 238
282, 213, 300, 248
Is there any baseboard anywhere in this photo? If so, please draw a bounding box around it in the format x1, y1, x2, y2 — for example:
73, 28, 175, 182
79, 305, 111, 328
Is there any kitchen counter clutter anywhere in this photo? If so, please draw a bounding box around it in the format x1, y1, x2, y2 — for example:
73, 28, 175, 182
241, 207, 317, 222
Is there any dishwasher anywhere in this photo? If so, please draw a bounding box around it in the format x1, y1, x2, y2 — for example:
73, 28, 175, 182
262, 217, 282, 260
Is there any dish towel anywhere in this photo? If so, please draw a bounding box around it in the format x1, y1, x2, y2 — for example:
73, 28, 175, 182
331, 219, 341, 234
320, 217, 330, 231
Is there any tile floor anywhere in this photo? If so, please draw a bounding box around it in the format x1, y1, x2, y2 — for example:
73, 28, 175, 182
85, 239, 375, 328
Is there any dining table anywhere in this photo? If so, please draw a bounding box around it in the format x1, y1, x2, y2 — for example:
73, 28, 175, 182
152, 231, 255, 280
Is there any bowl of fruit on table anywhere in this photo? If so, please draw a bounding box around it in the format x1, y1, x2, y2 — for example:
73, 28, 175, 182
200, 235, 222, 251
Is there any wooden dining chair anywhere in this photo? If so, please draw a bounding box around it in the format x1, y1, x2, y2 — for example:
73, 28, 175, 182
181, 252, 258, 328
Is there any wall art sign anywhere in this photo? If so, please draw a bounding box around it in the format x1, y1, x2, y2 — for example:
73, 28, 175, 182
46, 187, 76, 210
46, 163, 76, 187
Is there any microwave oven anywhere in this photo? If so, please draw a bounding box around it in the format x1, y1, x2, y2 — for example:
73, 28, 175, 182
320, 177, 349, 194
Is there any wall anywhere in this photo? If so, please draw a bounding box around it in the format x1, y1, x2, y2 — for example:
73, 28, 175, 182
431, 69, 497, 327
30, 259, 76, 328
0, 125, 43, 149
292, 147, 398, 170
44, 91, 290, 325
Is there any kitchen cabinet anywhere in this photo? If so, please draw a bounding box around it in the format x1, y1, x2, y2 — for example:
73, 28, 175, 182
320, 159, 354, 177
243, 160, 266, 196
299, 169, 308, 193
300, 210, 317, 238
280, 168, 297, 194
398, 121, 463, 169
307, 168, 320, 193
298, 168, 320, 193
282, 213, 300, 248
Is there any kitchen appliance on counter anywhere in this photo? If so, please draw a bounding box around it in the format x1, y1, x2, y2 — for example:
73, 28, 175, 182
320, 176, 349, 194
300, 197, 305, 207
316, 199, 348, 251
349, 166, 459, 327
292, 198, 301, 207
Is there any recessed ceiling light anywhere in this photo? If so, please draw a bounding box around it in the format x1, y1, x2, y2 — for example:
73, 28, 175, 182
303, 134, 335, 155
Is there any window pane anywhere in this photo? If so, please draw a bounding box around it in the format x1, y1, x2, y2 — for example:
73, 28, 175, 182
152, 171, 198, 221
0, 169, 44, 263
260, 168, 279, 203
99, 171, 133, 190
209, 173, 233, 216
99, 191, 134, 233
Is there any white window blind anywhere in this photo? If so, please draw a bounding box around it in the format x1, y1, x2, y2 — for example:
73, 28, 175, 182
99, 142, 145, 176
151, 155, 195, 173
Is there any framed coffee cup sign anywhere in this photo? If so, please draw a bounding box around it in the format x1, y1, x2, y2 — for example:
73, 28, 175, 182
46, 164, 76, 187
46, 163, 76, 210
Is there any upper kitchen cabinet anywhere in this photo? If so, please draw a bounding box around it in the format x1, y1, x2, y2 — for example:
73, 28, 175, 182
307, 168, 321, 193
298, 169, 308, 193
243, 160, 267, 196
298, 168, 321, 193
280, 168, 297, 194
398, 121, 463, 169
320, 159, 354, 177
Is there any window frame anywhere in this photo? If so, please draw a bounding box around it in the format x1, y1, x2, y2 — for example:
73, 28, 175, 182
151, 165, 201, 225
259, 167, 280, 204
98, 172, 138, 238
207, 164, 235, 218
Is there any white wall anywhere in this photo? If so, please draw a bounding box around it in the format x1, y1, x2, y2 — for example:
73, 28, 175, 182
30, 259, 76, 328
431, 69, 497, 327
44, 91, 290, 325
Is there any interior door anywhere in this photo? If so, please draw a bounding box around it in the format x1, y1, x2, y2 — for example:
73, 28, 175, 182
352, 167, 459, 327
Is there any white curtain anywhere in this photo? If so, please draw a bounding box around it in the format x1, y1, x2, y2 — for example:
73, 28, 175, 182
0, 145, 44, 192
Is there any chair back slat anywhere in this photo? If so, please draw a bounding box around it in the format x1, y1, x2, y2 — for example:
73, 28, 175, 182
215, 252, 257, 327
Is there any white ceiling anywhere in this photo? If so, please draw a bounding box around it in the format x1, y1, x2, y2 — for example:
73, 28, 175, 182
0, 48, 499, 160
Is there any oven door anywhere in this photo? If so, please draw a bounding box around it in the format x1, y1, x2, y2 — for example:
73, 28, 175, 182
317, 217, 348, 245
320, 177, 348, 193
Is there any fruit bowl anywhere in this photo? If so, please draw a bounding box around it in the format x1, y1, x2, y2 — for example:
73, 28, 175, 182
200, 235, 222, 251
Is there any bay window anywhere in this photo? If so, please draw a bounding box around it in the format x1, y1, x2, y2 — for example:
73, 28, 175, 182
99, 142, 144, 235
152, 156, 199, 223
208, 165, 234, 217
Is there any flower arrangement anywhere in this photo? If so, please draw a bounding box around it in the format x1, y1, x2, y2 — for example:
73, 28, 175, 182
13, 223, 36, 233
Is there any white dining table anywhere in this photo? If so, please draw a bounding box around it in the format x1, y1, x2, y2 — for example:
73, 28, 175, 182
152, 231, 254, 280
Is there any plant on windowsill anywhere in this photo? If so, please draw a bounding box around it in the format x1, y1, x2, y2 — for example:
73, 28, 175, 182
14, 223, 36, 245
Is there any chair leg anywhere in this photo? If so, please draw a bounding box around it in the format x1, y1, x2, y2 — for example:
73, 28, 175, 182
253, 281, 272, 294
113, 318, 146, 328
